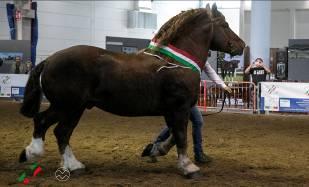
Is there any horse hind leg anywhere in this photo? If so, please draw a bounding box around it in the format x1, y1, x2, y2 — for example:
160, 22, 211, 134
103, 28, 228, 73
54, 108, 85, 171
19, 106, 59, 162
146, 115, 178, 157
149, 134, 175, 157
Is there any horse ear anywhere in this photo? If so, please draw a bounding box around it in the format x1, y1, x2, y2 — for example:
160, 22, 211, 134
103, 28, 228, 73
206, 3, 212, 17
212, 3, 218, 13
206, 3, 211, 11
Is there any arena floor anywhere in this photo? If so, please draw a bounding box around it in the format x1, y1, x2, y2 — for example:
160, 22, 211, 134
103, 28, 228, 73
0, 101, 308, 186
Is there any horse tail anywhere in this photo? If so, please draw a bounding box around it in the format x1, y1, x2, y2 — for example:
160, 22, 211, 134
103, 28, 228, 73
20, 61, 46, 118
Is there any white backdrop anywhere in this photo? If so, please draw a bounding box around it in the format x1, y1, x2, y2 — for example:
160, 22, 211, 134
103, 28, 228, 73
1, 1, 309, 62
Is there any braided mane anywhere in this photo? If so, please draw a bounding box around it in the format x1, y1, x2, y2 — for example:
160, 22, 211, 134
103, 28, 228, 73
154, 8, 212, 46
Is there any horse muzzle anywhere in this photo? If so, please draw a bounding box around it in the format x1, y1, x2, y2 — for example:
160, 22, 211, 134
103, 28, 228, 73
229, 41, 246, 56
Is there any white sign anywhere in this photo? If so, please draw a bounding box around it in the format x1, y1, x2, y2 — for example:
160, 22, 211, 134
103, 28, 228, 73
260, 82, 309, 112
0, 74, 29, 97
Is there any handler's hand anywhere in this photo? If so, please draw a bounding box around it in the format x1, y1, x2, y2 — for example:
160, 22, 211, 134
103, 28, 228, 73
224, 86, 232, 94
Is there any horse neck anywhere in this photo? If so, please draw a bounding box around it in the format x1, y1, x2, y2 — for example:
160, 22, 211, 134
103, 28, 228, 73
149, 29, 213, 73
170, 39, 210, 70
172, 29, 213, 69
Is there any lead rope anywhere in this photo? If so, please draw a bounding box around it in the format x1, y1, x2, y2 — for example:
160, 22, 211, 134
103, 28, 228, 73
143, 52, 191, 72
204, 92, 229, 116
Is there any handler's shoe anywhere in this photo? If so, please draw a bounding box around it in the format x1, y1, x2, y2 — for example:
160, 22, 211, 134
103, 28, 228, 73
195, 152, 212, 164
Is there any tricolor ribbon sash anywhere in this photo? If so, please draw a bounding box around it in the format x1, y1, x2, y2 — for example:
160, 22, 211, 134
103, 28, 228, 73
148, 40, 203, 74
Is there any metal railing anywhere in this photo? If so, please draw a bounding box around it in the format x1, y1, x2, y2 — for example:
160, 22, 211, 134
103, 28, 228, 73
198, 80, 257, 113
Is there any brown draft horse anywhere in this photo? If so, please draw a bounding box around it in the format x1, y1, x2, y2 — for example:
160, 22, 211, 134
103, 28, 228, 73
19, 4, 245, 178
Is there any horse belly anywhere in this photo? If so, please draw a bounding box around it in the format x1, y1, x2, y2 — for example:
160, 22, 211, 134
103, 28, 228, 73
91, 79, 163, 116
93, 94, 161, 116
41, 65, 94, 109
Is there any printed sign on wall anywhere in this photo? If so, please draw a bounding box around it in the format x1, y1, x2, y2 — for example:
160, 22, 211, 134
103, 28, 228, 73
0, 74, 29, 97
260, 82, 309, 113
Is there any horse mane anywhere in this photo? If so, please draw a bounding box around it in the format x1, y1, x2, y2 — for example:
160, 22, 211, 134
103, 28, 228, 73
154, 8, 212, 46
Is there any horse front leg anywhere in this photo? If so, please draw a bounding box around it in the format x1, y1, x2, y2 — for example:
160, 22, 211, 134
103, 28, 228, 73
167, 110, 200, 178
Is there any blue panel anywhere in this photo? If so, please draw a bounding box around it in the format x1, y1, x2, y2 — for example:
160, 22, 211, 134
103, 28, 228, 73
279, 98, 309, 113
260, 97, 265, 112
11, 87, 25, 98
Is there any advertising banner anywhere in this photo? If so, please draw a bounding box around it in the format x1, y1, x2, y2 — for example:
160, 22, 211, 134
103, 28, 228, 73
0, 74, 29, 97
260, 82, 309, 112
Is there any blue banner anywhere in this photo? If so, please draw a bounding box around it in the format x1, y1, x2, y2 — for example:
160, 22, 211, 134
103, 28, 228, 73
261, 97, 309, 113
31, 2, 38, 66
279, 98, 309, 112
6, 3, 16, 40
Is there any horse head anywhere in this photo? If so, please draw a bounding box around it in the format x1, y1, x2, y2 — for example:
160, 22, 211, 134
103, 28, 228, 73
151, 5, 245, 71
208, 3, 246, 56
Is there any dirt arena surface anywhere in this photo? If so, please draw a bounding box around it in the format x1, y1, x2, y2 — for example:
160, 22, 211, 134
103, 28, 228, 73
0, 101, 308, 186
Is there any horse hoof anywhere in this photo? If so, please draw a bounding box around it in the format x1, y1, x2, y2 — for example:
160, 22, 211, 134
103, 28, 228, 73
186, 171, 201, 179
141, 143, 154, 157
19, 149, 27, 163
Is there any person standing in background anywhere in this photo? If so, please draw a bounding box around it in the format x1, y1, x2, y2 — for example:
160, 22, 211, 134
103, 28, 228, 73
245, 58, 271, 85
25, 59, 33, 74
13, 56, 22, 74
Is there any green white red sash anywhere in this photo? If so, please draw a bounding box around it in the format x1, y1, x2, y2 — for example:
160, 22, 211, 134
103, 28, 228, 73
148, 40, 203, 74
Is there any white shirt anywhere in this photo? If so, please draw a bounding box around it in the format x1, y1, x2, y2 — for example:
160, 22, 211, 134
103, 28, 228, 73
203, 61, 227, 89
